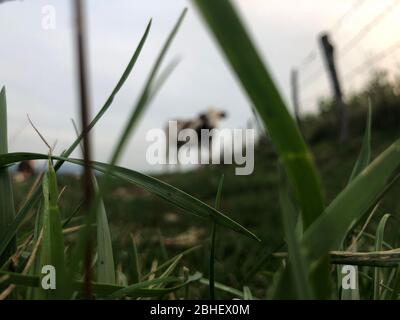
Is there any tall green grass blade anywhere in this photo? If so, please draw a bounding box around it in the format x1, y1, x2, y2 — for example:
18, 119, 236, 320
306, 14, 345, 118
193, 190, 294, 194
142, 245, 202, 280
93, 176, 115, 285
116, 269, 128, 287
0, 270, 39, 288
78, 161, 258, 240
302, 137, 400, 259
158, 254, 182, 280
108, 9, 186, 167
72, 118, 115, 285
107, 277, 175, 298
278, 171, 313, 299
193, 0, 325, 229
349, 101, 372, 182
199, 278, 245, 299
37, 160, 66, 299
108, 272, 202, 299
243, 242, 285, 283
362, 232, 393, 250
130, 234, 141, 283
338, 103, 372, 300
381, 267, 396, 300
390, 266, 400, 300
0, 87, 16, 265
0, 269, 197, 298
0, 153, 260, 241
133, 172, 256, 241
60, 19, 152, 169
27, 203, 43, 299
0, 269, 121, 296
0, 269, 202, 299
157, 229, 168, 261
210, 174, 224, 300
243, 286, 253, 300
67, 9, 187, 286
0, 21, 151, 259
373, 214, 391, 300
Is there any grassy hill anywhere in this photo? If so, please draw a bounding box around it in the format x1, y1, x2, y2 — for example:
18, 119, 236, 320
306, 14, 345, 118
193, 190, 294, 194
8, 69, 400, 298
12, 102, 400, 298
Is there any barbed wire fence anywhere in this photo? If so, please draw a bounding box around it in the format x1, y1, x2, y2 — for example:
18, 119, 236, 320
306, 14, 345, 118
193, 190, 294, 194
292, 0, 400, 141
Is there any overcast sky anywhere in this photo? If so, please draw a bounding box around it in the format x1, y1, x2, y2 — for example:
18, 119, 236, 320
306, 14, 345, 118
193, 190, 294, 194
0, 0, 399, 172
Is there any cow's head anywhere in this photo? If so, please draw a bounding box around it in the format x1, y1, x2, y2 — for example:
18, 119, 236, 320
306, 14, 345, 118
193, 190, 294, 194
199, 108, 227, 128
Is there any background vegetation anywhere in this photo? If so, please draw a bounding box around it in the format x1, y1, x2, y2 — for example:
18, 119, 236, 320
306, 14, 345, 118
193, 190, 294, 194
2, 1, 400, 300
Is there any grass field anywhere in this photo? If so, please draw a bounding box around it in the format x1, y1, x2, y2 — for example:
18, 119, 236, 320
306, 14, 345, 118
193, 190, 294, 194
2, 0, 400, 300
7, 122, 400, 299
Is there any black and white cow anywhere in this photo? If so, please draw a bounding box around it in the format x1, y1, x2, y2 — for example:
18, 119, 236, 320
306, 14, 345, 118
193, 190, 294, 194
14, 160, 35, 182
166, 108, 227, 165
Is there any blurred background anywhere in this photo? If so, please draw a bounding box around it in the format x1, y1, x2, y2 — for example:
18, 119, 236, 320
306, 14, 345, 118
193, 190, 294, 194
3, 0, 400, 298
1, 0, 400, 173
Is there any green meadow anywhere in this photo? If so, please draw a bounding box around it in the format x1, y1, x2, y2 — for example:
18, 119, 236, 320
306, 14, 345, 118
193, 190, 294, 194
2, 1, 400, 300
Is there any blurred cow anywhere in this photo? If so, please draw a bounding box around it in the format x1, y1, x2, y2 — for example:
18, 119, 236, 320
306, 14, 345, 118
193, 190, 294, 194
14, 160, 35, 182
166, 108, 227, 165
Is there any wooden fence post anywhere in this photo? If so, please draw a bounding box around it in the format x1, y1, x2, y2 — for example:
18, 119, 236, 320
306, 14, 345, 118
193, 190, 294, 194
319, 33, 348, 142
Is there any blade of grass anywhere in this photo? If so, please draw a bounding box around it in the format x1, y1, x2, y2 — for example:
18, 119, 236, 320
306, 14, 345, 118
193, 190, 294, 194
0, 228, 43, 300
362, 232, 393, 250
0, 268, 202, 299
359, 271, 397, 298
60, 19, 152, 168
243, 286, 253, 300
36, 160, 66, 299
193, 0, 325, 229
343, 100, 373, 239
92, 176, 115, 285
142, 245, 202, 280
27, 203, 43, 299
210, 174, 224, 300
373, 213, 391, 299
130, 234, 141, 283
390, 266, 400, 299
347, 202, 380, 252
108, 272, 202, 299
302, 136, 400, 259
349, 100, 372, 182
109, 9, 187, 168
72, 119, 115, 285
381, 267, 397, 300
87, 161, 258, 240
0, 152, 260, 241
0, 269, 191, 298
157, 229, 168, 262
0, 20, 151, 259
278, 170, 313, 299
243, 242, 285, 283
0, 87, 16, 265
158, 255, 182, 280
338, 102, 371, 300
67, 8, 187, 287
199, 278, 246, 299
